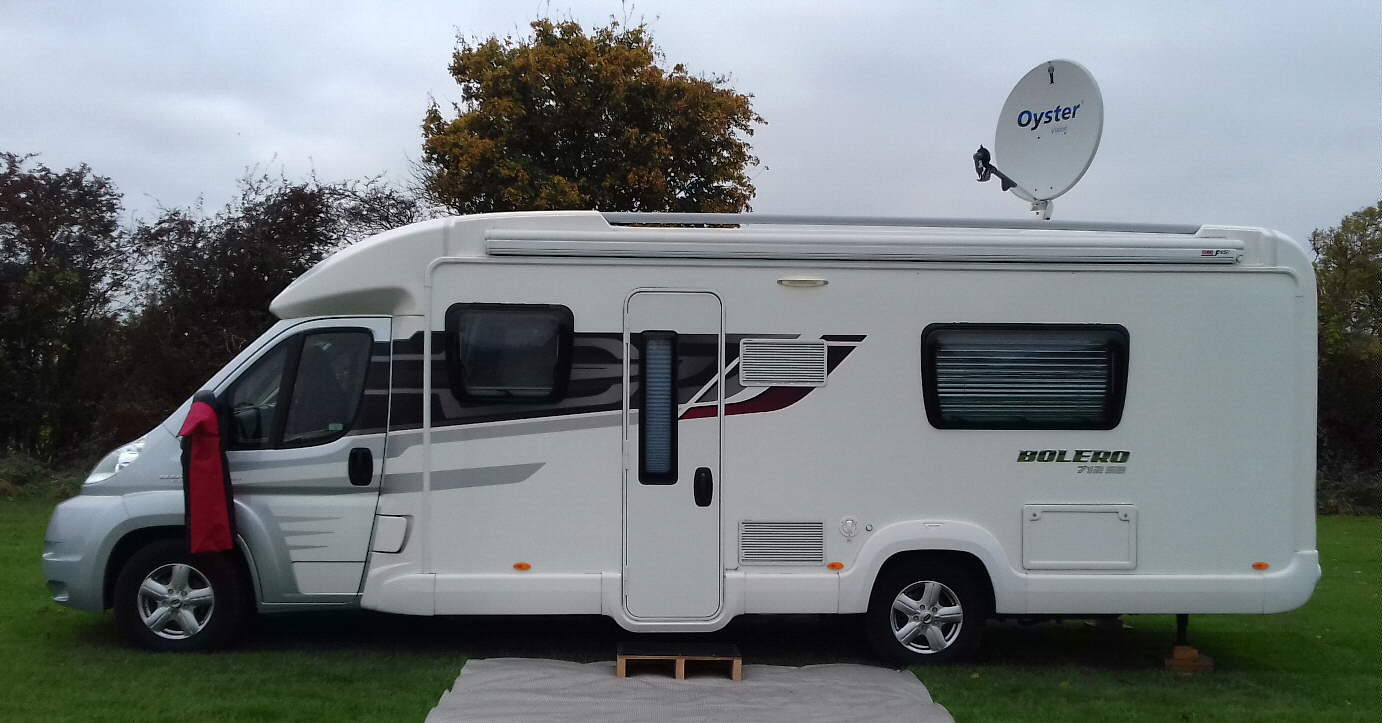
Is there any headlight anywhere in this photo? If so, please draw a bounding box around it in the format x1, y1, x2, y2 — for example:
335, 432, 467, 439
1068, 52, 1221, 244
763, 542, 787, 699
85, 438, 147, 485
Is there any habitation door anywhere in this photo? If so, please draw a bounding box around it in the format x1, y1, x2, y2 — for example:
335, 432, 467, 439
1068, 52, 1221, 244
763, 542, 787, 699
623, 291, 723, 619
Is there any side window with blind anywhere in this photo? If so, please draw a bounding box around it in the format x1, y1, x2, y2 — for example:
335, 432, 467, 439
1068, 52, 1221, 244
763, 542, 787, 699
639, 331, 678, 484
445, 303, 574, 403
921, 324, 1129, 430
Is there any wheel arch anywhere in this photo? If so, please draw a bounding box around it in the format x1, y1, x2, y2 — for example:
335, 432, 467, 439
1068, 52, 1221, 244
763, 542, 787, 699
837, 519, 1024, 614
872, 549, 996, 617
102, 526, 261, 609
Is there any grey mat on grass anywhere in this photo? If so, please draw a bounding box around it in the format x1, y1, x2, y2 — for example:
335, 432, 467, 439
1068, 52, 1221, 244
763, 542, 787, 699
427, 657, 953, 722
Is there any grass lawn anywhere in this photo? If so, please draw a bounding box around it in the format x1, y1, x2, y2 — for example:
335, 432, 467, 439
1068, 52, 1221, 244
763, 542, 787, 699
919, 514, 1380, 721
1, 498, 1377, 722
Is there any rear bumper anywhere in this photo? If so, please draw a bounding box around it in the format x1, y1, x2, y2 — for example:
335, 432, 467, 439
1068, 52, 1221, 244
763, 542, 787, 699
42, 494, 131, 613
1021, 548, 1323, 614
1263, 549, 1321, 613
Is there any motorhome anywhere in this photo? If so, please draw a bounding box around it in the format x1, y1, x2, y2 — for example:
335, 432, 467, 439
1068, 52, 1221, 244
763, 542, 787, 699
43, 211, 1321, 663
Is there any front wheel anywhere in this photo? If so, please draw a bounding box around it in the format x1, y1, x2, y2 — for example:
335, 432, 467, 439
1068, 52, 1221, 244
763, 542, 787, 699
113, 539, 251, 651
866, 560, 987, 665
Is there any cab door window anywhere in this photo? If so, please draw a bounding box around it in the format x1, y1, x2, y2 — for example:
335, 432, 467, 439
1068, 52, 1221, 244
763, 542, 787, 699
226, 329, 373, 449
282, 332, 373, 446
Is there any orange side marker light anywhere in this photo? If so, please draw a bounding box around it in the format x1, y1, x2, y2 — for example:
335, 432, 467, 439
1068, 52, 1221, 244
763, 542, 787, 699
513, 562, 532, 571
827, 562, 845, 571
1252, 562, 1270, 571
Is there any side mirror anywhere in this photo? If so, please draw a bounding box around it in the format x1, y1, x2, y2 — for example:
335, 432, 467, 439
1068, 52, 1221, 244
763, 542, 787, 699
191, 389, 238, 444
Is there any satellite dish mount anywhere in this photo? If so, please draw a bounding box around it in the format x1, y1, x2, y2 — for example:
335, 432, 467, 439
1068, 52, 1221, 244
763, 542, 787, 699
973, 60, 1104, 221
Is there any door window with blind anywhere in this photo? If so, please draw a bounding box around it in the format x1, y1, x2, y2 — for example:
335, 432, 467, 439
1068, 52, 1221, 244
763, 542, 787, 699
921, 324, 1129, 430
638, 331, 679, 484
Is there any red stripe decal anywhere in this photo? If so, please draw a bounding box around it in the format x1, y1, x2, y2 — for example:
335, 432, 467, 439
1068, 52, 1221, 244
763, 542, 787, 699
678, 337, 862, 420
681, 404, 718, 420
681, 386, 814, 419
725, 386, 813, 415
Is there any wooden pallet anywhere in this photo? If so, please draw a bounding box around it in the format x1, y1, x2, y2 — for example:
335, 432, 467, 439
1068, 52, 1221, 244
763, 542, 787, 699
616, 642, 743, 681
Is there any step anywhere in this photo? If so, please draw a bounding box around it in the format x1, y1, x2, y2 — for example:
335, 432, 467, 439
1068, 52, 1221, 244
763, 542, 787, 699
616, 642, 743, 681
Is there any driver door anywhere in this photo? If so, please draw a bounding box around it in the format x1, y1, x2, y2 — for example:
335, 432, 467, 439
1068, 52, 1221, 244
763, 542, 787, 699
219, 317, 390, 602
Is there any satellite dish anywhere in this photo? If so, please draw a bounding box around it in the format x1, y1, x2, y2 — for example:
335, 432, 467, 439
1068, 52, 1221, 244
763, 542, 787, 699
974, 60, 1103, 219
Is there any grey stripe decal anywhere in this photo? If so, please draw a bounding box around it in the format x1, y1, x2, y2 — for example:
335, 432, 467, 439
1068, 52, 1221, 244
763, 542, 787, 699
231, 485, 375, 495
385, 462, 546, 493
386, 413, 621, 458
226, 433, 385, 472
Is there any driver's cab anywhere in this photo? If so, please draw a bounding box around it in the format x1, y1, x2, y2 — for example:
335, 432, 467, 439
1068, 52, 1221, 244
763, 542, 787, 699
212, 316, 392, 604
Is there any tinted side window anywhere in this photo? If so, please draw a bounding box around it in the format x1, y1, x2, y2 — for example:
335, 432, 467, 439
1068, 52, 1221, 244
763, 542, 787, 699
226, 342, 289, 449
445, 304, 573, 402
282, 331, 373, 447
922, 324, 1129, 430
225, 328, 375, 449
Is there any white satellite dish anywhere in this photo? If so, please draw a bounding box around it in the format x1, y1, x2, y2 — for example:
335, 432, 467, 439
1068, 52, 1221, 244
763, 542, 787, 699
974, 60, 1103, 219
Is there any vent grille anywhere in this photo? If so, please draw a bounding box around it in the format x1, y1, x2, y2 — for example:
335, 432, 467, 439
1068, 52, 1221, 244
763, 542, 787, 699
739, 521, 825, 565
739, 339, 828, 387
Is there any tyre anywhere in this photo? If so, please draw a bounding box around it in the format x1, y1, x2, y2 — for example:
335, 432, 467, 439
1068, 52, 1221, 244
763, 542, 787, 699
113, 538, 251, 652
865, 559, 987, 665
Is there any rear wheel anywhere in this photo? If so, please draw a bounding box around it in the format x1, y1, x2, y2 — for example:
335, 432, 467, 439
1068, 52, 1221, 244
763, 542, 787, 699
113, 539, 250, 651
866, 560, 987, 665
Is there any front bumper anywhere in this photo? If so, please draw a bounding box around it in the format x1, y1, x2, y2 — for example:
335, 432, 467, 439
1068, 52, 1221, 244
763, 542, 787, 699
42, 494, 131, 613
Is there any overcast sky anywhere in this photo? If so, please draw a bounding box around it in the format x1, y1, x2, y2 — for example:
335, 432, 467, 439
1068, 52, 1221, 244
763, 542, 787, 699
4, 1, 1378, 242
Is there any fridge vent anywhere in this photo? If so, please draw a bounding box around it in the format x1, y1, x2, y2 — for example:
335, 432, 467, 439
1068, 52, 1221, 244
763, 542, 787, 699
739, 521, 826, 565
739, 339, 828, 387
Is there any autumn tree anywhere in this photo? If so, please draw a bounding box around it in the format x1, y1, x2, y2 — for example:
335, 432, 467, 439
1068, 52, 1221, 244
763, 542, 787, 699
1310, 201, 1382, 511
0, 153, 134, 458
419, 18, 763, 214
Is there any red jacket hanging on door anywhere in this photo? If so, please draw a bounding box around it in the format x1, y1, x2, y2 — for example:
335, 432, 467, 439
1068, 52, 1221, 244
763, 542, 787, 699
178, 391, 235, 553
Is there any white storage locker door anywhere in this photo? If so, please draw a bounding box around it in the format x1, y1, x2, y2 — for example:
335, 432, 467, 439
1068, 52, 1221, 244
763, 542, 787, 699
1022, 504, 1137, 570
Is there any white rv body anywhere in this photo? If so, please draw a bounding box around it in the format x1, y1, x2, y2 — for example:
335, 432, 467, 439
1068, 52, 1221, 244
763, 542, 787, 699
45, 211, 1320, 649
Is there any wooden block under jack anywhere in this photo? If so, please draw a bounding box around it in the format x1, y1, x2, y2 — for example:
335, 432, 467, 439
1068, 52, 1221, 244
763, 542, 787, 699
1165, 645, 1215, 673
616, 642, 743, 681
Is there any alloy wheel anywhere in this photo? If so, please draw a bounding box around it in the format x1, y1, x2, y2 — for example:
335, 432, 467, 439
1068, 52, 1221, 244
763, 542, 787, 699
136, 563, 215, 640
889, 580, 964, 654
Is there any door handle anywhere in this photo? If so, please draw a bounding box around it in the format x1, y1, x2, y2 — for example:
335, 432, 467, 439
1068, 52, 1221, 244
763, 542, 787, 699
348, 448, 373, 486
693, 467, 713, 507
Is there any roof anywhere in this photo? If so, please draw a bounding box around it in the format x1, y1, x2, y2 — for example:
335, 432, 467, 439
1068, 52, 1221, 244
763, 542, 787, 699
269, 211, 1311, 320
